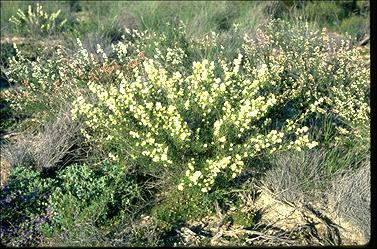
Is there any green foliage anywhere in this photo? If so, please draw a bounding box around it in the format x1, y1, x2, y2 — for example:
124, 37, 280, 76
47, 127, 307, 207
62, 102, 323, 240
1, 1, 369, 44
284, 0, 369, 40
0, 162, 145, 246
1, 41, 88, 123
0, 166, 56, 246
339, 14, 369, 40
0, 98, 16, 134
229, 210, 254, 228
151, 187, 215, 225
1, 166, 54, 221
47, 163, 143, 235
323, 136, 369, 176
0, 43, 16, 68
302, 1, 345, 26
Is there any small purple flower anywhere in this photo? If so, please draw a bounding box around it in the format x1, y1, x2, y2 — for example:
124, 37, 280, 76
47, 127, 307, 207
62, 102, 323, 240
40, 217, 47, 224
4, 196, 12, 203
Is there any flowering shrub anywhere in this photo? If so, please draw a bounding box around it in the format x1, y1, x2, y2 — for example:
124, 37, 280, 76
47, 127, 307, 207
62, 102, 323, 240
69, 20, 368, 194
2, 33, 160, 119
71, 56, 316, 193
250, 21, 370, 145
9, 3, 67, 36
2, 40, 123, 119
3, 43, 75, 115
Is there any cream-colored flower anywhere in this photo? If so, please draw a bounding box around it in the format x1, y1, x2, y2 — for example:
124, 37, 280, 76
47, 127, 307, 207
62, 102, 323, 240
178, 183, 184, 191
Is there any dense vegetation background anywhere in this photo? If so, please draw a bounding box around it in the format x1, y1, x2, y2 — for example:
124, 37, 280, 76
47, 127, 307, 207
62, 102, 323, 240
0, 0, 370, 246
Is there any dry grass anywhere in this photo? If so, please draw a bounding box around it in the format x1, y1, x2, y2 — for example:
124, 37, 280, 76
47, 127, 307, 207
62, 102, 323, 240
0, 154, 11, 187
167, 186, 367, 246
110, 215, 163, 247
0, 110, 84, 174
327, 161, 370, 243
160, 189, 344, 246
257, 149, 370, 245
261, 149, 328, 203
31, 111, 83, 170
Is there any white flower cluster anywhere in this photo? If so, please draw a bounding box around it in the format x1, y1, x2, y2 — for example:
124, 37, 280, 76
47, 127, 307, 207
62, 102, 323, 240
241, 19, 370, 139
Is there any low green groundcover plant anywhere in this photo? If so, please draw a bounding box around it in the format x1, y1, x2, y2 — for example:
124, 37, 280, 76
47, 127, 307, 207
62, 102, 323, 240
0, 162, 144, 246
0, 166, 54, 246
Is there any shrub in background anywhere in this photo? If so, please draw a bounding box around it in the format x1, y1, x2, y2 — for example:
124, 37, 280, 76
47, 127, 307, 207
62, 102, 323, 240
301, 1, 345, 26
8, 3, 67, 37
250, 20, 369, 135
1, 21, 188, 132
286, 0, 369, 41
339, 14, 369, 40
3, 42, 84, 120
